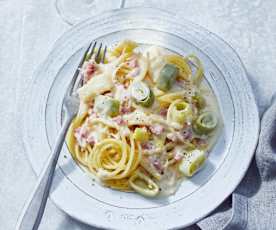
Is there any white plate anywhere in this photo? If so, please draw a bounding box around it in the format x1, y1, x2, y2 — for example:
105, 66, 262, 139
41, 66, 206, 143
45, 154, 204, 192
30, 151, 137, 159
22, 7, 259, 230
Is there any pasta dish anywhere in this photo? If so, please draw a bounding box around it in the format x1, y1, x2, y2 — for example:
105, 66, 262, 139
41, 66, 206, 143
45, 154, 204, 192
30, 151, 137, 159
66, 40, 221, 197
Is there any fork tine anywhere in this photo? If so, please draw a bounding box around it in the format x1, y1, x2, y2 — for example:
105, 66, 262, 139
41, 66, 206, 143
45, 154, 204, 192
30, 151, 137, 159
95, 43, 102, 63
77, 42, 92, 70
68, 42, 94, 95
86, 41, 97, 61
101, 46, 107, 63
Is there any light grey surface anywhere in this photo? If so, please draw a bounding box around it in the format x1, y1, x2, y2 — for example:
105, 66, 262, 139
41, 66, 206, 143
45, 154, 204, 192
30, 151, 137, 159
1, 0, 276, 229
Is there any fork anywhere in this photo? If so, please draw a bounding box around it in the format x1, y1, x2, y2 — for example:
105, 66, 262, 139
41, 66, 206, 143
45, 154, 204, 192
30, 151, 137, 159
16, 42, 107, 230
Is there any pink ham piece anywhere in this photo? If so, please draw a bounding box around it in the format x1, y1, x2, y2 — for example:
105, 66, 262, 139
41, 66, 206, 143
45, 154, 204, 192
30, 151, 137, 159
141, 142, 154, 150
74, 127, 88, 147
159, 108, 168, 117
174, 153, 183, 162
181, 127, 193, 140
112, 116, 127, 126
86, 63, 96, 76
120, 106, 132, 114
153, 160, 163, 172
83, 62, 96, 83
148, 157, 164, 173
86, 134, 95, 145
127, 58, 138, 68
149, 125, 164, 135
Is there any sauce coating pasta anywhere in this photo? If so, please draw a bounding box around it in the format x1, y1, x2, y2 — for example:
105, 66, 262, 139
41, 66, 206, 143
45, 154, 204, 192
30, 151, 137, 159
66, 40, 221, 197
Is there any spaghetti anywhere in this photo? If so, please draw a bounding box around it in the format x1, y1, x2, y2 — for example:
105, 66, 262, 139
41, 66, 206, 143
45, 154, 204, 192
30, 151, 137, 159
66, 40, 221, 197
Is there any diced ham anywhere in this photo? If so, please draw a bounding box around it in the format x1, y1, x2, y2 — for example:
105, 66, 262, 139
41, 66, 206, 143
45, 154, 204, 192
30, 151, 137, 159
141, 142, 154, 150
113, 116, 127, 126
167, 124, 193, 143
80, 128, 88, 138
120, 98, 132, 115
127, 58, 138, 68
153, 160, 163, 171
86, 134, 95, 145
120, 106, 132, 114
83, 62, 97, 83
148, 157, 164, 173
159, 108, 168, 117
174, 153, 183, 162
149, 125, 164, 135
74, 127, 88, 147
86, 63, 96, 75
181, 127, 193, 140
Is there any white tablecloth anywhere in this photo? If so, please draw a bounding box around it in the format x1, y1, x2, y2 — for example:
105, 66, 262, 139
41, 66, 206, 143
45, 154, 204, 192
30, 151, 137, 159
1, 0, 276, 229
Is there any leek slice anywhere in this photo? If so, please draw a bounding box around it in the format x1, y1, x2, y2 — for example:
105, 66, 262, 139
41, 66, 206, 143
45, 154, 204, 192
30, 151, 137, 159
94, 95, 120, 117
193, 112, 217, 135
156, 64, 178, 91
133, 127, 149, 142
165, 54, 192, 80
171, 101, 192, 124
131, 81, 154, 107
179, 149, 206, 177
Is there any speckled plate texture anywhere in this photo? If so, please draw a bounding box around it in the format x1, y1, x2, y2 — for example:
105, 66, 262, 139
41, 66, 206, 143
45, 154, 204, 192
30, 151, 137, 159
22, 7, 259, 230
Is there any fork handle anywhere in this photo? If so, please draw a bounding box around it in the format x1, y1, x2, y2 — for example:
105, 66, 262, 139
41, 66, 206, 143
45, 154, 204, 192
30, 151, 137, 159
16, 115, 73, 230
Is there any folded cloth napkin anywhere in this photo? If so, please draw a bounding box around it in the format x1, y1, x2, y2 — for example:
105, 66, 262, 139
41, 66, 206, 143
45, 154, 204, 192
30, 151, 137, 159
187, 94, 276, 230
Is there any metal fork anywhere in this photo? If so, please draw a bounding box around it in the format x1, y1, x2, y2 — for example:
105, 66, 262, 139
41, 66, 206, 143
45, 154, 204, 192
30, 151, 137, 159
16, 42, 106, 230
